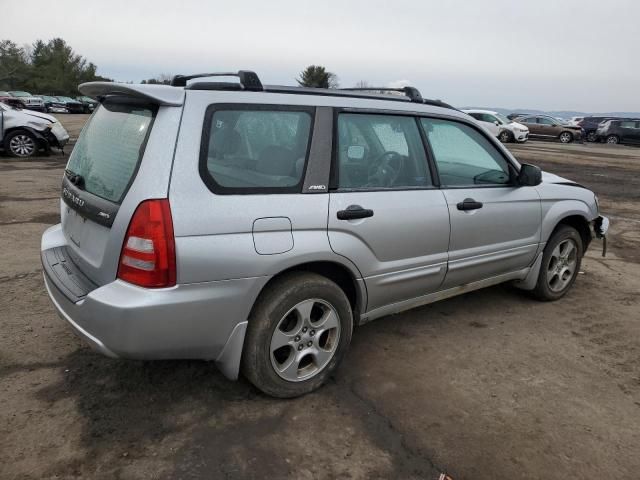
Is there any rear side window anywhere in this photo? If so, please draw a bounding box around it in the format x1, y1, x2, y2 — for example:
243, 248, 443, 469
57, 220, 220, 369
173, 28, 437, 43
66, 100, 155, 203
201, 106, 313, 194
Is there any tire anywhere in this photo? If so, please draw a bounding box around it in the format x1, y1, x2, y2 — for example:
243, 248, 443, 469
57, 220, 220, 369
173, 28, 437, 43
4, 130, 38, 158
242, 272, 353, 398
532, 225, 583, 301
586, 131, 598, 142
559, 131, 573, 144
606, 135, 619, 145
498, 130, 512, 143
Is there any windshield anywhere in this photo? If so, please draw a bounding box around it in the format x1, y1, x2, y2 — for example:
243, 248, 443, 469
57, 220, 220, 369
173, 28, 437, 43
66, 101, 156, 203
10, 91, 32, 97
495, 113, 512, 124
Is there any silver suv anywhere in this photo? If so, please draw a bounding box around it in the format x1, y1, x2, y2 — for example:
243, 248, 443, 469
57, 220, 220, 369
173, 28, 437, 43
41, 71, 608, 398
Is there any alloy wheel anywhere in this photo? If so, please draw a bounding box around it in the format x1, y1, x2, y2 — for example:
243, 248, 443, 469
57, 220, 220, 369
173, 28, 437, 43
559, 132, 572, 144
606, 135, 619, 144
9, 134, 36, 157
546, 239, 578, 293
270, 298, 341, 382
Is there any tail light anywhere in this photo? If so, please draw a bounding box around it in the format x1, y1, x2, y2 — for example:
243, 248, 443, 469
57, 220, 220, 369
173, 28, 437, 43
118, 199, 176, 288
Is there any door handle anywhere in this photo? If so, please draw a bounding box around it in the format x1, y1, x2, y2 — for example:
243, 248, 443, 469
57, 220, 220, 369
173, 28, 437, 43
337, 205, 374, 220
457, 198, 483, 211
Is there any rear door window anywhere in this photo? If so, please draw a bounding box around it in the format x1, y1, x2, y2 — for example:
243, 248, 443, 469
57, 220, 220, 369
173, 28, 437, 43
201, 106, 313, 194
66, 100, 156, 203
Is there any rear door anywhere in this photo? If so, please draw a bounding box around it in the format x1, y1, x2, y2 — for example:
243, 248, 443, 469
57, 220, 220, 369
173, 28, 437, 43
519, 116, 541, 137
327, 111, 450, 313
60, 98, 181, 285
419, 117, 540, 288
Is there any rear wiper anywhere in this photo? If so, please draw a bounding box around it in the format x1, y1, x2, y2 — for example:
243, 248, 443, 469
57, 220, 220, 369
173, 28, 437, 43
65, 169, 85, 189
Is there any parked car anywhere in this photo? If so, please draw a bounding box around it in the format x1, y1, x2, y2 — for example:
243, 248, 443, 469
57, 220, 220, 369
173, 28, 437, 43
516, 115, 583, 143
463, 109, 529, 143
0, 101, 69, 157
8, 91, 46, 112
41, 72, 608, 398
595, 119, 640, 145
55, 96, 84, 113
507, 112, 531, 120
39, 95, 69, 114
568, 116, 584, 126
577, 116, 620, 142
0, 91, 27, 110
76, 95, 98, 113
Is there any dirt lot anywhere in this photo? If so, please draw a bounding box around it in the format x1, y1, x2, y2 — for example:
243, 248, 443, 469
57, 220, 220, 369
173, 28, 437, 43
1, 115, 639, 479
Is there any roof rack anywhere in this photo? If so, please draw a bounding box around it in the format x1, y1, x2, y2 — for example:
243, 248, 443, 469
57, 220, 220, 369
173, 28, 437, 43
340, 86, 423, 103
171, 70, 456, 110
170, 70, 263, 90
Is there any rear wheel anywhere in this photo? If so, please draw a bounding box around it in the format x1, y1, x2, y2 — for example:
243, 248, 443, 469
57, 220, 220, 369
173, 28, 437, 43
242, 272, 353, 398
4, 130, 38, 157
606, 135, 619, 145
533, 225, 583, 301
559, 131, 573, 144
586, 131, 598, 142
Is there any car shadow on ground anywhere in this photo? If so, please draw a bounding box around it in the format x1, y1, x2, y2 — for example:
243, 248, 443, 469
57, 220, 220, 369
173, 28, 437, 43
30, 320, 457, 479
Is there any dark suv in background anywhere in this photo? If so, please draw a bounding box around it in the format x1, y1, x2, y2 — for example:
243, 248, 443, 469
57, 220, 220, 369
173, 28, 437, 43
577, 116, 619, 142
596, 119, 640, 145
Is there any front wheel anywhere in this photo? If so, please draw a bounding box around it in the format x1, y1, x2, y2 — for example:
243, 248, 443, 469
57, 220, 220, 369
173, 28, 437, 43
242, 272, 353, 398
606, 135, 619, 145
586, 131, 598, 142
533, 225, 583, 301
559, 131, 573, 144
498, 130, 512, 143
4, 130, 38, 157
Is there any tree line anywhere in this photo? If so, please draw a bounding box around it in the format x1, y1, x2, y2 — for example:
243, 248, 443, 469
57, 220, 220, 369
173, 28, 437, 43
1, 37, 367, 94
0, 38, 110, 95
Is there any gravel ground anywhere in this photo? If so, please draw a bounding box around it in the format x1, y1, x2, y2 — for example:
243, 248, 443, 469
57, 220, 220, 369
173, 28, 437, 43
1, 116, 639, 479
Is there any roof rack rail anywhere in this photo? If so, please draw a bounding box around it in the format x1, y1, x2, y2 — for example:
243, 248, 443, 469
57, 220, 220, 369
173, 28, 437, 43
341, 86, 424, 103
170, 70, 263, 90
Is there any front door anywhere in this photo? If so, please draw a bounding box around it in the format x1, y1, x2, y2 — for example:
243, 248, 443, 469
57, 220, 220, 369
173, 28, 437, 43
327, 112, 450, 312
419, 117, 541, 288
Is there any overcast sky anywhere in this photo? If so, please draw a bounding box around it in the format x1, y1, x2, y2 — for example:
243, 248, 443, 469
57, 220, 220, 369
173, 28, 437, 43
4, 0, 639, 112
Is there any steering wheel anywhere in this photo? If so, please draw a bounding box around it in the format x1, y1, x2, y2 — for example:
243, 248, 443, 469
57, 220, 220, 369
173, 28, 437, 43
368, 151, 404, 187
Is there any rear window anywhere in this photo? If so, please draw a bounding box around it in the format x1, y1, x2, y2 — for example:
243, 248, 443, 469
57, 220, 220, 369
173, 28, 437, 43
66, 100, 156, 203
200, 105, 314, 194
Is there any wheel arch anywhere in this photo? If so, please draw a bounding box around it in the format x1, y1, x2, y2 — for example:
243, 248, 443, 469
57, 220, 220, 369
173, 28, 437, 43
549, 214, 592, 252
253, 260, 366, 325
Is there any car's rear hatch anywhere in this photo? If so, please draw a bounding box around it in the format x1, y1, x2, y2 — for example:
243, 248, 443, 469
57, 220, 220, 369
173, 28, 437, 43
57, 83, 185, 287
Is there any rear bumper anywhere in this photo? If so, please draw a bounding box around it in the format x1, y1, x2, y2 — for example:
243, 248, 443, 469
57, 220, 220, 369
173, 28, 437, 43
41, 226, 269, 379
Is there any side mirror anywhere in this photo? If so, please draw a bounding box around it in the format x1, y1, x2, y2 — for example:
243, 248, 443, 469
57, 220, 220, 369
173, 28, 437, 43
494, 121, 500, 126
518, 163, 542, 186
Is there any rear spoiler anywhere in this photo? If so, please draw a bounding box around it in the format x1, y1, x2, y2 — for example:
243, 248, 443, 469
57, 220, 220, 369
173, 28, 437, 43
78, 82, 185, 106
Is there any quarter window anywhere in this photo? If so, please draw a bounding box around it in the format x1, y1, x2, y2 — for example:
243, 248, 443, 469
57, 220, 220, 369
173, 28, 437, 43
336, 113, 432, 189
202, 107, 313, 193
420, 118, 511, 187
